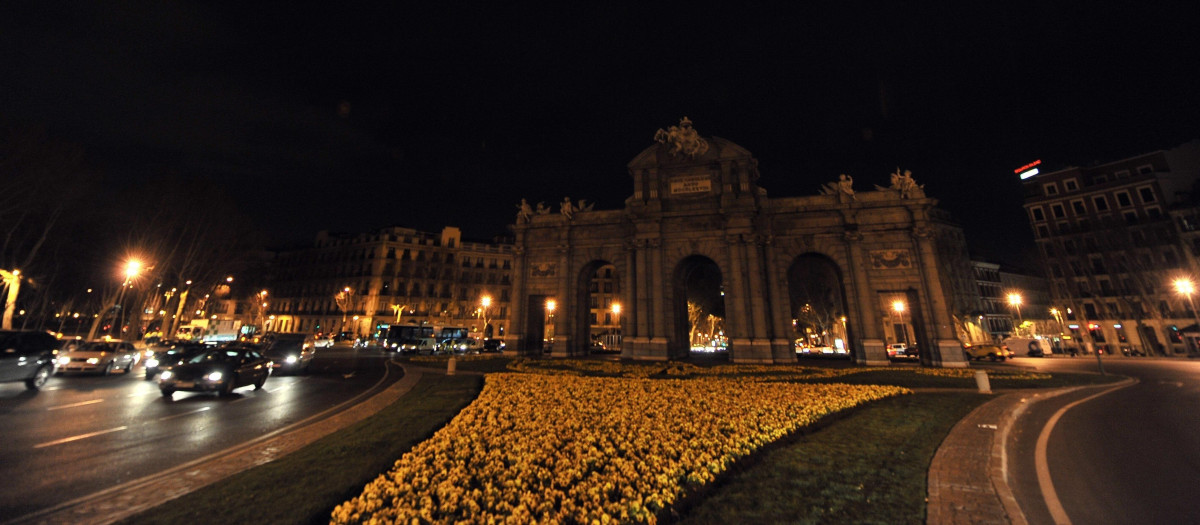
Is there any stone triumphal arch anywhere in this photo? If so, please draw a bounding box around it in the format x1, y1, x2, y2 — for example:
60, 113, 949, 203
508, 118, 970, 367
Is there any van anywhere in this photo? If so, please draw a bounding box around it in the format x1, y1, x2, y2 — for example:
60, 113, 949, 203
1004, 337, 1050, 357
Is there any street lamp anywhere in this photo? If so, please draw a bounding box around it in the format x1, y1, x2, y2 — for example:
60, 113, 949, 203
335, 286, 353, 333
1007, 292, 1023, 335
479, 295, 493, 339
545, 298, 556, 348
112, 259, 143, 339
892, 299, 909, 347
1173, 278, 1200, 356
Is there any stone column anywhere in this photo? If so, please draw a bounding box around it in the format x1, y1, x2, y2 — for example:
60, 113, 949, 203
509, 244, 528, 354
631, 239, 653, 359
724, 234, 759, 362
621, 241, 637, 359
761, 237, 794, 362
648, 238, 670, 359
845, 230, 888, 365
912, 226, 967, 368
552, 242, 573, 357
744, 235, 776, 361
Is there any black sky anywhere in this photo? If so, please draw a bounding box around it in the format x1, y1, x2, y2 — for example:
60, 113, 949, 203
3, 2, 1197, 268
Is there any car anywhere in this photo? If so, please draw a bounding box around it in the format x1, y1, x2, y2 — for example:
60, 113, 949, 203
439, 337, 477, 354
481, 338, 506, 353
158, 343, 272, 398
0, 330, 60, 390
56, 340, 140, 375
887, 343, 916, 358
262, 333, 315, 373
143, 341, 210, 380
307, 334, 335, 348
963, 343, 1013, 361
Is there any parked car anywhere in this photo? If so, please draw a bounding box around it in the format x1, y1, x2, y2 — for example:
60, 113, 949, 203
263, 333, 315, 373
57, 340, 140, 375
963, 343, 1013, 361
481, 338, 506, 353
158, 343, 272, 398
887, 343, 917, 359
143, 341, 209, 380
0, 330, 60, 390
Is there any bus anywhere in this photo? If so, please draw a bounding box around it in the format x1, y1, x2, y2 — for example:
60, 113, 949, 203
381, 323, 435, 354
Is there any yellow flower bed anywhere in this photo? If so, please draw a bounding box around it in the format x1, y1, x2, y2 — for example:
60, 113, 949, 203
506, 358, 1050, 381
332, 373, 908, 524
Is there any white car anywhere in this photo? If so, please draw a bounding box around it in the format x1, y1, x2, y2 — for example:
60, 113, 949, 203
306, 335, 334, 348
57, 340, 140, 375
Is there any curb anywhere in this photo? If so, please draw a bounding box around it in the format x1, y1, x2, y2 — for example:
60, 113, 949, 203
7, 362, 422, 525
926, 378, 1135, 525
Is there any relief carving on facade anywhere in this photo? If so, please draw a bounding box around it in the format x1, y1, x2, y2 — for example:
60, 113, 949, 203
530, 262, 557, 278
869, 249, 913, 269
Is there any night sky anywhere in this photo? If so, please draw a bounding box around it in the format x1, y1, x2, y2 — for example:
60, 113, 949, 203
3, 2, 1197, 268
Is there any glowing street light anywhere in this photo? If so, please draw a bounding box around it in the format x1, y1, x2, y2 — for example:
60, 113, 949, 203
1174, 278, 1200, 356
1007, 293, 1023, 324
891, 299, 909, 347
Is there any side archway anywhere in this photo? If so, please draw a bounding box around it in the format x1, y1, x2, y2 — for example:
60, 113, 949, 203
572, 260, 622, 355
787, 253, 852, 359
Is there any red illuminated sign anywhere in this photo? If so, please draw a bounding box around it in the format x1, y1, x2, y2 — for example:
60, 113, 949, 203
1014, 160, 1042, 174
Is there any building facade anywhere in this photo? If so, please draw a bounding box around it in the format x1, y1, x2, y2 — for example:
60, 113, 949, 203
507, 119, 975, 366
270, 226, 514, 341
1021, 140, 1200, 356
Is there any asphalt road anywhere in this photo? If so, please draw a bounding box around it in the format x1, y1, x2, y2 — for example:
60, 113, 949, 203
1001, 356, 1200, 525
0, 344, 400, 520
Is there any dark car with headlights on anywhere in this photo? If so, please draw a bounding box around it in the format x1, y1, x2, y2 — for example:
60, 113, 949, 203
0, 330, 60, 391
143, 341, 209, 380
158, 344, 272, 398
261, 332, 314, 374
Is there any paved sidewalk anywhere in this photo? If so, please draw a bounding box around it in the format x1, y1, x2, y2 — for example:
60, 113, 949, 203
8, 366, 424, 525
926, 390, 1030, 525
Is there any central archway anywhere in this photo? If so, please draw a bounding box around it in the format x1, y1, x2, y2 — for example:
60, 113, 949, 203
788, 254, 852, 360
671, 255, 726, 357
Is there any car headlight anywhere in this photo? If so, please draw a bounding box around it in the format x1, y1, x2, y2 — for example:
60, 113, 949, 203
86, 357, 100, 364
285, 355, 298, 364
58, 356, 70, 365
160, 370, 174, 380
206, 371, 223, 382
145, 358, 160, 368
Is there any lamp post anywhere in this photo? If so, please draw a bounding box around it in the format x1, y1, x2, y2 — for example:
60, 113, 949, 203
113, 259, 143, 340
545, 298, 556, 351
1174, 278, 1200, 356
1007, 293, 1023, 336
611, 302, 622, 351
1050, 307, 1066, 351
891, 299, 909, 348
478, 295, 493, 339
335, 286, 353, 333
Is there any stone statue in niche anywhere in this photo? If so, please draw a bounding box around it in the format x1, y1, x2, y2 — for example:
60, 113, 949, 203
654, 117, 709, 158
516, 199, 533, 223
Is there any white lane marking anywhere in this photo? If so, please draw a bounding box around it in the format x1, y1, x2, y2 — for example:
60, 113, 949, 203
155, 407, 211, 421
46, 399, 104, 411
1035, 380, 1136, 525
34, 426, 128, 448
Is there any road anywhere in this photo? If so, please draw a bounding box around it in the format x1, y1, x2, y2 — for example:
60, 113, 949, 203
1001, 356, 1200, 525
0, 344, 400, 520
